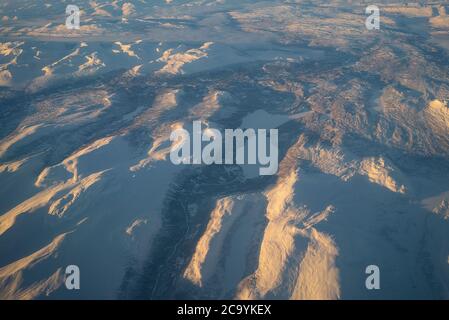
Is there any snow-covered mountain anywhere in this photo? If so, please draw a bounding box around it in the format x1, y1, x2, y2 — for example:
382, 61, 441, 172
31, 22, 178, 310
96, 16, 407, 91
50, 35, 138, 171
0, 0, 449, 299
